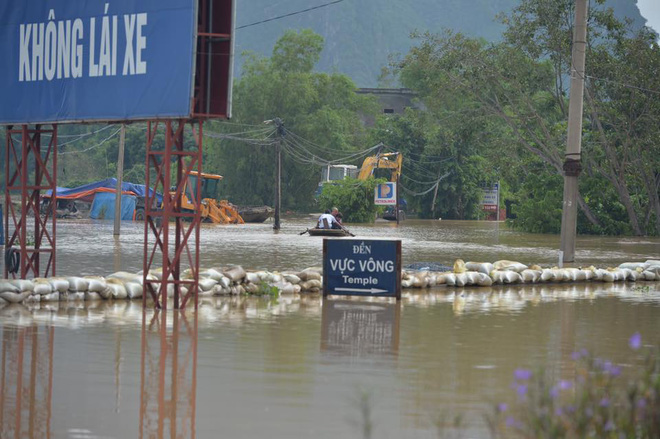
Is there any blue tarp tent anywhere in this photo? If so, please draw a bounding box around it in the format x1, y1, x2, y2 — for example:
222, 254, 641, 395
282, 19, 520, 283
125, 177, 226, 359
90, 193, 137, 220
45, 178, 162, 203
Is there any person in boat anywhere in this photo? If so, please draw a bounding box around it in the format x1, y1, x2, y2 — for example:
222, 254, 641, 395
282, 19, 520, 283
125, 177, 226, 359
317, 210, 341, 229
335, 212, 343, 225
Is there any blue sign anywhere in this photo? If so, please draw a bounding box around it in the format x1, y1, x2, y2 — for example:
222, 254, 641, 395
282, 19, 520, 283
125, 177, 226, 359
323, 239, 401, 299
0, 0, 196, 124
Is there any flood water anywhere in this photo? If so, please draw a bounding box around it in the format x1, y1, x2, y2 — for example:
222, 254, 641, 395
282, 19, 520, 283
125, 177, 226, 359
1, 217, 660, 438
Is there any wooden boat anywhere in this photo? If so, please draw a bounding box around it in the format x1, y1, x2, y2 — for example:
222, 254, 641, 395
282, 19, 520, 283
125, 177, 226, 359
306, 227, 351, 237
238, 205, 274, 223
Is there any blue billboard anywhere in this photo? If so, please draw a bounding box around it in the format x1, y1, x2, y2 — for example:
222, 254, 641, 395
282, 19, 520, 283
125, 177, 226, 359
323, 239, 402, 299
0, 0, 197, 124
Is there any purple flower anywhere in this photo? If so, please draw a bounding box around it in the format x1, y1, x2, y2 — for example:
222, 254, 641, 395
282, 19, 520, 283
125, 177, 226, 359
604, 420, 615, 431
549, 387, 559, 399
514, 368, 532, 381
497, 403, 508, 413
516, 383, 528, 399
601, 361, 622, 377
505, 416, 520, 428
629, 332, 642, 350
599, 397, 610, 407
558, 380, 573, 390
637, 398, 647, 409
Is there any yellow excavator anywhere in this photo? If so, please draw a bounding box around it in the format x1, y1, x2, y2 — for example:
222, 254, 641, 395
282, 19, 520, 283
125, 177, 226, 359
177, 171, 244, 224
357, 152, 403, 182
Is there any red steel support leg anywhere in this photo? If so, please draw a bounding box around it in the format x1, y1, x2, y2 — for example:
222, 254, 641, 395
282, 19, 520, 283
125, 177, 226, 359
4, 125, 57, 278
142, 120, 201, 309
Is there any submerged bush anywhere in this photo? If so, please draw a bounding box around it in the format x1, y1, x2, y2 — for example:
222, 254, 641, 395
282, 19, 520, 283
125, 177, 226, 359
318, 177, 385, 223
490, 333, 660, 438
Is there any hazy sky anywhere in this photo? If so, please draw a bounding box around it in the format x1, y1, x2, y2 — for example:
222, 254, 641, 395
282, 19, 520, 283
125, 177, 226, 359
638, 0, 660, 33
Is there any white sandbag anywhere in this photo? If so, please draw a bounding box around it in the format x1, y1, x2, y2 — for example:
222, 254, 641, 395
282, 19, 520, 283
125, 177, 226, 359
401, 278, 413, 288
229, 286, 239, 295
293, 284, 302, 294
493, 260, 528, 273
72, 292, 85, 301
42, 292, 60, 302
427, 275, 437, 287
466, 262, 494, 275
198, 277, 218, 292
275, 282, 295, 295
271, 274, 283, 283
642, 271, 656, 281
503, 271, 522, 284
444, 273, 456, 286
0, 290, 31, 303
245, 272, 261, 283
283, 274, 301, 284
582, 269, 594, 281
476, 272, 493, 287
66, 276, 90, 292
0, 281, 20, 293
198, 268, 222, 281
219, 276, 231, 289
627, 269, 640, 282
33, 279, 54, 295
597, 269, 614, 282
491, 271, 505, 284
619, 262, 648, 271
124, 282, 143, 299
455, 273, 467, 287
521, 269, 541, 283
223, 266, 246, 283
85, 291, 102, 301
108, 271, 144, 285
540, 269, 554, 282
413, 273, 429, 288
434, 273, 448, 285
48, 277, 70, 293
8, 279, 34, 292
644, 265, 660, 276
645, 260, 660, 267
85, 276, 107, 293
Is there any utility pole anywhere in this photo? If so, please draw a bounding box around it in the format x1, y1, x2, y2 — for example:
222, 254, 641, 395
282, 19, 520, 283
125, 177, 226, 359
113, 123, 126, 236
560, 0, 588, 263
272, 118, 284, 230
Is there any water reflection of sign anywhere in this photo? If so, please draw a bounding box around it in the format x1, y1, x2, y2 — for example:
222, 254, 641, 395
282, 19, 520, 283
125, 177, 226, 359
323, 239, 401, 299
375, 182, 397, 205
321, 299, 400, 356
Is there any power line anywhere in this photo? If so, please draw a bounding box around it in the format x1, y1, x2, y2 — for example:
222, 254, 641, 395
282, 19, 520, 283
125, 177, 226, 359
236, 0, 345, 30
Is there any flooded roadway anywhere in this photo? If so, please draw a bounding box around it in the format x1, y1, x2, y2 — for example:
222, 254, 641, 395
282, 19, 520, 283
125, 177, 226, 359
1, 218, 660, 438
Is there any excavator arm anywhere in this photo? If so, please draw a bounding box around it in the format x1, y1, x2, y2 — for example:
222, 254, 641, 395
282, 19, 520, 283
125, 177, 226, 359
357, 152, 403, 182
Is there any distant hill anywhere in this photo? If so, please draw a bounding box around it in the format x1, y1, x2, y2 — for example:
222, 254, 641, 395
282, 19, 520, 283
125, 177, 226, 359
234, 0, 647, 87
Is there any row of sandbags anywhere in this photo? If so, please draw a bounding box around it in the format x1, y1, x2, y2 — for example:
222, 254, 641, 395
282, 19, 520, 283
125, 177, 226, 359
0, 265, 324, 304
401, 259, 660, 289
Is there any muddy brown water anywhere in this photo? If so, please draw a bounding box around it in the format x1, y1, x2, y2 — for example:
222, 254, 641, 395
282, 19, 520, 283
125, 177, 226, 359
1, 218, 660, 438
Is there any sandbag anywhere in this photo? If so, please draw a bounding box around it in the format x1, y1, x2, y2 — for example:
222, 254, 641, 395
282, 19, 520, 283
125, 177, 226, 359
0, 281, 20, 294
125, 282, 143, 299
42, 292, 60, 302
8, 279, 34, 292
0, 290, 31, 303
200, 268, 224, 281
466, 262, 493, 275
619, 262, 648, 271
444, 273, 456, 286
67, 276, 90, 292
245, 272, 261, 284
223, 266, 246, 283
642, 271, 656, 281
219, 276, 231, 289
47, 277, 70, 293
283, 274, 301, 284
521, 269, 541, 283
493, 260, 528, 273
298, 268, 322, 281
401, 278, 413, 288
108, 271, 144, 285
105, 280, 128, 300
476, 272, 493, 287
85, 276, 107, 293
198, 277, 218, 292
33, 279, 54, 295
300, 279, 322, 291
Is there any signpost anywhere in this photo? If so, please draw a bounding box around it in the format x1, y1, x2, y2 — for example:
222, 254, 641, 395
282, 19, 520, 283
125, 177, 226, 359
323, 238, 401, 300
481, 182, 500, 220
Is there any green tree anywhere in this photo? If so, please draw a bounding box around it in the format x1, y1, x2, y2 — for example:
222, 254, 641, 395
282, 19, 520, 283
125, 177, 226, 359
205, 29, 377, 211
318, 177, 384, 223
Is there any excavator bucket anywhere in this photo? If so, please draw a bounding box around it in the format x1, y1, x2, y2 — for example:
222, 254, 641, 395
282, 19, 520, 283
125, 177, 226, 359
203, 199, 244, 224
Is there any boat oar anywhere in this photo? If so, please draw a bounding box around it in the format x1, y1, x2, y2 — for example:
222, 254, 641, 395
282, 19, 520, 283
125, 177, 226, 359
299, 228, 309, 235
339, 224, 355, 237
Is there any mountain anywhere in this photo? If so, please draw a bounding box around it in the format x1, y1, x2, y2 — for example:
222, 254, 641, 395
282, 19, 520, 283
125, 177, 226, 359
234, 0, 648, 87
